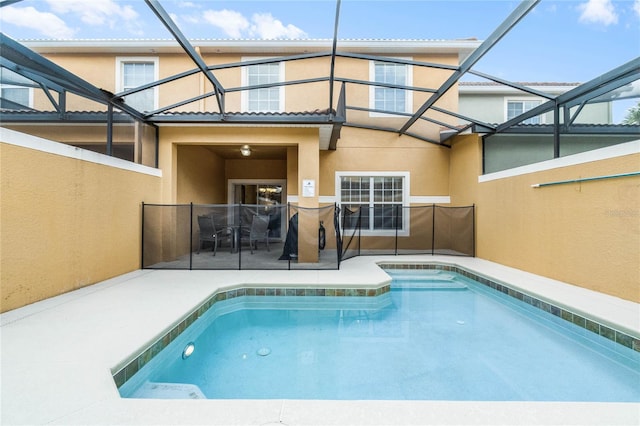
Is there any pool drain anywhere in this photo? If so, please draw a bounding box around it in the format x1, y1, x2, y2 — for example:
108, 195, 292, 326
257, 347, 271, 356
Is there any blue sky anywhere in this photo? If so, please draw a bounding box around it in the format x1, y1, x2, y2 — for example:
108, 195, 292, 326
1, 0, 638, 84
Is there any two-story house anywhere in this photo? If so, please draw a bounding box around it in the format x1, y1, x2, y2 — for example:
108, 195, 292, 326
1, 38, 481, 260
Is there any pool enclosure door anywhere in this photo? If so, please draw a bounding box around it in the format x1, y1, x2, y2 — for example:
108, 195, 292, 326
228, 179, 286, 239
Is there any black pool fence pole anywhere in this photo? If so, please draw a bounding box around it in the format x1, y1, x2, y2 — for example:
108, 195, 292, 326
472, 204, 476, 257
238, 203, 243, 270
334, 203, 341, 269
431, 204, 436, 256
287, 202, 291, 271
141, 201, 145, 269
394, 204, 399, 255
189, 202, 193, 271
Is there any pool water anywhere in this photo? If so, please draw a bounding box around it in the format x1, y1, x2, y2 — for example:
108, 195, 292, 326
119, 270, 640, 401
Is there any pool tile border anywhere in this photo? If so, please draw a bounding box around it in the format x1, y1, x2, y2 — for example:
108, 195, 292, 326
378, 262, 640, 354
112, 284, 391, 388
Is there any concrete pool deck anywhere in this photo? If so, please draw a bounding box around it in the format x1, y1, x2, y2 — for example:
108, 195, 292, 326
1, 255, 639, 425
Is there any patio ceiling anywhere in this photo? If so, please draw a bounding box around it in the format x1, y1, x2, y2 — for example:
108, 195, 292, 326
0, 0, 638, 150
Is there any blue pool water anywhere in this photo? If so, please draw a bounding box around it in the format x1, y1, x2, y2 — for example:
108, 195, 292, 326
119, 270, 640, 401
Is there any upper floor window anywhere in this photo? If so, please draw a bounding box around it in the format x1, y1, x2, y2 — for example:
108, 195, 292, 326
506, 99, 543, 124
242, 61, 284, 112
370, 61, 412, 116
337, 172, 408, 235
0, 85, 31, 108
116, 57, 158, 112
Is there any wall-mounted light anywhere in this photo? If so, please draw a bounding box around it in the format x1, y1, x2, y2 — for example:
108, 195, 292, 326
182, 342, 195, 359
240, 144, 251, 157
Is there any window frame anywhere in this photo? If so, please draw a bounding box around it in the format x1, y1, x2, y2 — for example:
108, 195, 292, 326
115, 56, 159, 112
335, 171, 410, 237
505, 98, 544, 124
368, 59, 413, 117
241, 58, 285, 113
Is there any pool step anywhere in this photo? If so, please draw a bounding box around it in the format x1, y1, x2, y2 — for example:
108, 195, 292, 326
392, 281, 467, 290
131, 382, 206, 399
387, 270, 467, 290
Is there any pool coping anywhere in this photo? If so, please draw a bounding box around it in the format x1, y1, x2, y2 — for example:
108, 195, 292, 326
2, 255, 639, 425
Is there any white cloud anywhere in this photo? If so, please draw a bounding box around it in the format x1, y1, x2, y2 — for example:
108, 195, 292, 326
182, 15, 201, 25
203, 9, 250, 38
249, 13, 307, 39
634, 0, 640, 18
0, 6, 76, 38
201, 9, 307, 39
46, 0, 138, 27
578, 0, 618, 26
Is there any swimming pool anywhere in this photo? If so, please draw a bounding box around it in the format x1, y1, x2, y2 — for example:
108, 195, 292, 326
117, 268, 640, 401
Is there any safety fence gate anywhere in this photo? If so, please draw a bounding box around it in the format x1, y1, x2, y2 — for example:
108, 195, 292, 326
141, 203, 474, 270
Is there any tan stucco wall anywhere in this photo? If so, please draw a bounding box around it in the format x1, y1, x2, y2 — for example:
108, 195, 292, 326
319, 127, 450, 197
226, 159, 287, 181
177, 145, 226, 203
0, 141, 161, 313
36, 51, 459, 138
450, 135, 640, 302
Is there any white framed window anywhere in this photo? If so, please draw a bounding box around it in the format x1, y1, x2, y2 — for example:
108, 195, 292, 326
116, 57, 158, 112
241, 59, 284, 113
506, 99, 543, 124
0, 85, 32, 108
336, 172, 410, 236
369, 60, 413, 116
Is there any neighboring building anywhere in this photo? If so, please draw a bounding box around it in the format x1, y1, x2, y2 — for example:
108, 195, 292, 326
459, 81, 612, 125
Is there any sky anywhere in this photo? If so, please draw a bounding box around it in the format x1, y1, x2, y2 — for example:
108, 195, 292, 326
0, 0, 639, 116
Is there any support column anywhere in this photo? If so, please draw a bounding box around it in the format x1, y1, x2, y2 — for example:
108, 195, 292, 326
297, 137, 320, 263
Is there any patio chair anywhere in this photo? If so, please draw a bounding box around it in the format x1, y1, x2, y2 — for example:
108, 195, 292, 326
197, 215, 224, 256
247, 214, 270, 254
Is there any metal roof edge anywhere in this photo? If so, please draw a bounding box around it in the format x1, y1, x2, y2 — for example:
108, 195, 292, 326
20, 38, 482, 55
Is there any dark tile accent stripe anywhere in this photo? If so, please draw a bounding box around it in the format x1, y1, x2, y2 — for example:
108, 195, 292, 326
113, 284, 390, 388
378, 262, 639, 353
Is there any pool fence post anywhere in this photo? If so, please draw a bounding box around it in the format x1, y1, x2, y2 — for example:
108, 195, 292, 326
431, 204, 436, 255
472, 204, 476, 257
287, 202, 291, 271
335, 203, 341, 269
189, 202, 193, 270
394, 204, 400, 255
238, 203, 243, 270
141, 201, 145, 269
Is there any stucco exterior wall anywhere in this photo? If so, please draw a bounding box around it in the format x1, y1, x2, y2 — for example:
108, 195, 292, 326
0, 132, 162, 313
176, 145, 226, 203
450, 135, 640, 302
459, 93, 611, 125
319, 127, 450, 198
